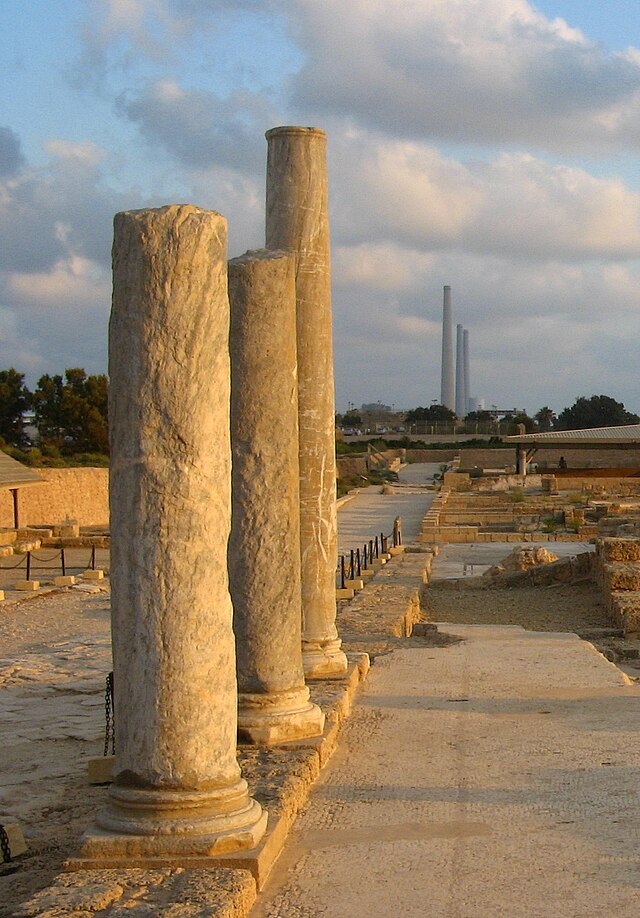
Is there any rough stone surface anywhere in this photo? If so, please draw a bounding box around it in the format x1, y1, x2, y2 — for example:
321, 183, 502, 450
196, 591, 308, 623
265, 126, 346, 679
13, 868, 256, 918
598, 537, 640, 562
85, 204, 265, 854
483, 545, 559, 577
228, 249, 323, 744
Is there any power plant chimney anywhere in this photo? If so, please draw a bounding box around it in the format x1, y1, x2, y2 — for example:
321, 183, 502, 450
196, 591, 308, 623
455, 323, 465, 417
440, 286, 454, 410
463, 328, 470, 416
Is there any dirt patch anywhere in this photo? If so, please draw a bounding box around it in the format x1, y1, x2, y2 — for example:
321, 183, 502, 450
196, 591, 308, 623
423, 579, 611, 633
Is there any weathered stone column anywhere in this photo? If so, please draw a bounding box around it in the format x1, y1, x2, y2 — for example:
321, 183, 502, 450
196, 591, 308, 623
229, 248, 325, 743
265, 126, 347, 678
82, 205, 266, 859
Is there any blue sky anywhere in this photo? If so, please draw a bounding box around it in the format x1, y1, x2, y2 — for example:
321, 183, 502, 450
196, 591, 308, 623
2, 0, 640, 415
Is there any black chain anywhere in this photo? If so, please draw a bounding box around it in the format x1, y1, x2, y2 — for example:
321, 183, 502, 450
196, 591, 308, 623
104, 672, 115, 756
0, 825, 11, 863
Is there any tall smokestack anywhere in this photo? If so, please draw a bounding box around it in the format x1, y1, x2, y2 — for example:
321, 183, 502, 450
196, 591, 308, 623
455, 323, 465, 417
463, 328, 470, 415
440, 285, 454, 410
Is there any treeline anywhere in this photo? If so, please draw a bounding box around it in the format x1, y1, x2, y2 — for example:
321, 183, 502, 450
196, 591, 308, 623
404, 396, 639, 433
0, 368, 108, 467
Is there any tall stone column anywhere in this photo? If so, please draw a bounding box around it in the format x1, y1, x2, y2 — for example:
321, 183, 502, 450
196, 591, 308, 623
228, 248, 325, 742
82, 205, 266, 859
265, 126, 347, 678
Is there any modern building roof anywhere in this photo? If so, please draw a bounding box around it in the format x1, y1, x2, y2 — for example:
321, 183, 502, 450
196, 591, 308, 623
505, 424, 640, 446
0, 451, 44, 489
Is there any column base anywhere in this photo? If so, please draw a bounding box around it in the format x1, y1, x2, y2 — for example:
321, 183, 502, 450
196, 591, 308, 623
238, 686, 325, 744
80, 777, 267, 860
302, 637, 348, 679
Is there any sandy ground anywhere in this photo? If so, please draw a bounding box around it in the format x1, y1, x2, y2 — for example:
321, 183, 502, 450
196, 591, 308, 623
424, 580, 612, 633
0, 587, 112, 915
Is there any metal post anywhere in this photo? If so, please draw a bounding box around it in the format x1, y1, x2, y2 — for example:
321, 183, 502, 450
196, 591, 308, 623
350, 549, 355, 580
91, 544, 96, 570
61, 548, 66, 577
356, 548, 361, 576
340, 556, 346, 590
26, 551, 31, 581
10, 489, 19, 530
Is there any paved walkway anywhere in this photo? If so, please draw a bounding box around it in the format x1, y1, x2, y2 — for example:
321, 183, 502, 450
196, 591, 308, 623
337, 463, 439, 555
253, 625, 640, 917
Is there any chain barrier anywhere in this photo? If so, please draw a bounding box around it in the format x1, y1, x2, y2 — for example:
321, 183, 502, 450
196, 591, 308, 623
337, 517, 402, 588
0, 547, 99, 576
0, 825, 11, 863
104, 671, 115, 756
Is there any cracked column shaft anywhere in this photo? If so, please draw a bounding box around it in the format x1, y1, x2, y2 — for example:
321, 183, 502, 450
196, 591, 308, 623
265, 126, 347, 678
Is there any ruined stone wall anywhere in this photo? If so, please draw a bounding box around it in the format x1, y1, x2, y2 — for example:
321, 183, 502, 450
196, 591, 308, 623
0, 468, 109, 528
336, 456, 369, 479
456, 448, 640, 471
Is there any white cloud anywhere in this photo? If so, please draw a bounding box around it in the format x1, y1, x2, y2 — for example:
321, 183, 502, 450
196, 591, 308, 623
329, 132, 640, 261
117, 80, 277, 172
286, 0, 640, 154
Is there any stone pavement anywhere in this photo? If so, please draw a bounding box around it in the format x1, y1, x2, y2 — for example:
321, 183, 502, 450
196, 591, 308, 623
252, 623, 640, 917
337, 463, 439, 555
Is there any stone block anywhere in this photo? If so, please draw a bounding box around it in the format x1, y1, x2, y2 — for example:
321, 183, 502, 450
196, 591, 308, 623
603, 563, 640, 593
348, 578, 365, 591
412, 621, 439, 636
53, 575, 76, 587
14, 580, 40, 591
18, 527, 51, 540
56, 522, 80, 538
0, 590, 4, 601
607, 592, 640, 635
0, 819, 27, 858
88, 755, 114, 784
0, 531, 16, 547
335, 588, 355, 601
0, 546, 13, 557
388, 545, 405, 556
83, 569, 105, 580
14, 540, 41, 553
599, 538, 640, 563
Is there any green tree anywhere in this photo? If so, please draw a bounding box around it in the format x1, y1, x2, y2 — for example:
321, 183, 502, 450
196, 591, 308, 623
465, 410, 494, 422
508, 412, 535, 434
405, 404, 456, 425
33, 368, 109, 455
556, 395, 639, 431
534, 406, 556, 432
0, 368, 32, 447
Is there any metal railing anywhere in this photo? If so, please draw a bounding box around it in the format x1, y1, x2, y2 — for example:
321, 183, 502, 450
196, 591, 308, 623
337, 516, 402, 589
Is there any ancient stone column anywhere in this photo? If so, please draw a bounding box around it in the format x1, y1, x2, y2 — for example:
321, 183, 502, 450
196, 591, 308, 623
82, 205, 266, 859
265, 126, 347, 678
228, 248, 325, 743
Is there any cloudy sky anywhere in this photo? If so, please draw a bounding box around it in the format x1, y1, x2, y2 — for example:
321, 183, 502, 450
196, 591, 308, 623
2, 0, 640, 415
